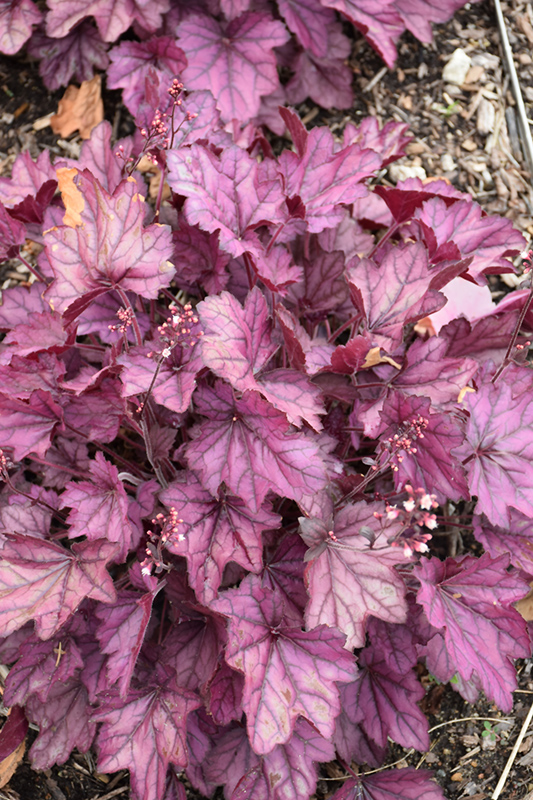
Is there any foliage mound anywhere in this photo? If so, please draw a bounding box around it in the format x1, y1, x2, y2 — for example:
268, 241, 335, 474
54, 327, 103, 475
1, 1, 533, 800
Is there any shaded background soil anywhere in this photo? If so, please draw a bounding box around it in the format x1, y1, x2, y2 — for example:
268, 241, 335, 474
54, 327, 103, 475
1, 1, 533, 798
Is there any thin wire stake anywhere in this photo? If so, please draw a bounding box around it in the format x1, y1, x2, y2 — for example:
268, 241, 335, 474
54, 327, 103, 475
492, 700, 533, 799
493, 0, 533, 175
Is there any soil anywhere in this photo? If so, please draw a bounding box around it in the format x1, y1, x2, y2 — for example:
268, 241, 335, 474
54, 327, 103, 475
1, 1, 533, 798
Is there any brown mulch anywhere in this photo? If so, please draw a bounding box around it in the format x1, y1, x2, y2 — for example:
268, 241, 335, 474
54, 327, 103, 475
1, 1, 533, 798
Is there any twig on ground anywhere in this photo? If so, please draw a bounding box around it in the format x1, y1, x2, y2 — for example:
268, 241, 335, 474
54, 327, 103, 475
492, 700, 533, 799
88, 786, 129, 800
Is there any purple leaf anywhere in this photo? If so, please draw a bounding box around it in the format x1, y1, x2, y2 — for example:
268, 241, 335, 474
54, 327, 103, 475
43, 170, 174, 316
473, 510, 533, 573
172, 223, 229, 295
0, 202, 26, 260
278, 0, 336, 57
177, 12, 289, 123
413, 197, 525, 282
211, 577, 357, 754
62, 378, 125, 444
210, 718, 335, 800
395, 0, 481, 44
378, 391, 468, 502
300, 503, 409, 649
161, 615, 222, 691
343, 117, 411, 167
0, 283, 47, 328
321, 0, 403, 68
206, 659, 244, 725
95, 589, 156, 698
26, 20, 109, 90
415, 554, 531, 711
0, 149, 55, 207
0, 0, 41, 55
117, 343, 202, 415
167, 143, 285, 259
454, 380, 533, 526
0, 309, 68, 365
186, 382, 332, 514
278, 127, 380, 233
338, 633, 429, 752
45, 0, 169, 42
93, 667, 201, 800
330, 768, 445, 800
288, 238, 349, 317
61, 452, 136, 561
160, 471, 279, 604
373, 179, 464, 223
26, 676, 95, 768
0, 390, 62, 461
58, 120, 130, 193
0, 484, 59, 538
0, 352, 64, 400
346, 242, 447, 350
107, 37, 187, 112
263, 534, 308, 623
4, 633, 84, 705
0, 534, 117, 640
393, 337, 478, 409
198, 288, 324, 429
286, 34, 354, 110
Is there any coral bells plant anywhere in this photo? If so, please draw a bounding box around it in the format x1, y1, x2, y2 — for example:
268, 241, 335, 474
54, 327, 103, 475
0, 7, 532, 800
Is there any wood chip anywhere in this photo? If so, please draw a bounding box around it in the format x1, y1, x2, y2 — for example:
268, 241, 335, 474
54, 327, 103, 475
462, 138, 477, 151
477, 97, 496, 134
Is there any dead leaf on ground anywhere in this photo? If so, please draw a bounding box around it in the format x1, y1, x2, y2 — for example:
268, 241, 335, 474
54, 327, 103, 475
515, 583, 533, 620
0, 740, 25, 789
50, 75, 104, 140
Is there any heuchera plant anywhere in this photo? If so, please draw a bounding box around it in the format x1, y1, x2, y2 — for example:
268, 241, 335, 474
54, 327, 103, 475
1, 2, 533, 800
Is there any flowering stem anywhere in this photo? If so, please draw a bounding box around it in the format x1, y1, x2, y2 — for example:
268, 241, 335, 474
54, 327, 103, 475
116, 286, 143, 347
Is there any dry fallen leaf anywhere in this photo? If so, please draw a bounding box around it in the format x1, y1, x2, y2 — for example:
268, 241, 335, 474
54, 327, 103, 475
56, 167, 85, 228
0, 740, 25, 789
51, 75, 104, 140
515, 583, 533, 621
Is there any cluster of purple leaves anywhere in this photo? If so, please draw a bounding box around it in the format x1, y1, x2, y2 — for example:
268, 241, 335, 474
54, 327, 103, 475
0, 76, 532, 800
0, 0, 482, 132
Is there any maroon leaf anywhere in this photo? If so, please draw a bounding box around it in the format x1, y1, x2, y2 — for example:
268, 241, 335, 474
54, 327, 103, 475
4, 632, 84, 705
0, 390, 62, 461
473, 510, 533, 573
161, 616, 221, 692
0, 706, 28, 760
415, 554, 531, 711
0, 534, 117, 640
211, 577, 357, 754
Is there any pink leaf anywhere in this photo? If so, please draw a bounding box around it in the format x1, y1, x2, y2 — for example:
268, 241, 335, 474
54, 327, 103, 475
167, 143, 285, 258
0, 0, 41, 55
93, 667, 201, 800
160, 471, 279, 605
45, 0, 169, 42
27, 676, 96, 769
0, 149, 55, 207
0, 390, 62, 461
211, 577, 357, 754
330, 768, 445, 800
95, 589, 156, 698
278, 0, 335, 57
301, 503, 409, 649
186, 382, 332, 514
453, 380, 533, 526
61, 452, 136, 561
43, 170, 174, 316
321, 0, 403, 68
4, 633, 84, 705
473, 510, 533, 573
26, 20, 109, 90
0, 534, 117, 639
415, 554, 531, 711
378, 391, 468, 502
177, 13, 289, 123
278, 127, 380, 233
